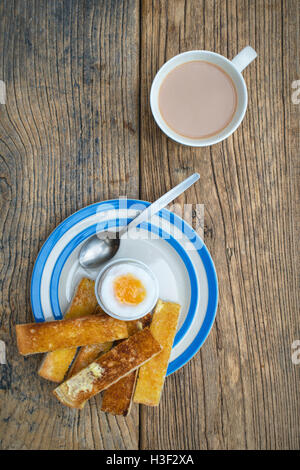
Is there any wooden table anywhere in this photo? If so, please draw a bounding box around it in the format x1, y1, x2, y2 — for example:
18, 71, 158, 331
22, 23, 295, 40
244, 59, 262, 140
0, 0, 299, 450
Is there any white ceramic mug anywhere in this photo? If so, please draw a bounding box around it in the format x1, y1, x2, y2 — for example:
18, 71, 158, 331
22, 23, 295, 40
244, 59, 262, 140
150, 46, 257, 147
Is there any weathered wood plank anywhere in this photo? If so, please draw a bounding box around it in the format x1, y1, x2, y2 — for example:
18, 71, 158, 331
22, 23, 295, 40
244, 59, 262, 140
0, 0, 140, 450
139, 0, 299, 450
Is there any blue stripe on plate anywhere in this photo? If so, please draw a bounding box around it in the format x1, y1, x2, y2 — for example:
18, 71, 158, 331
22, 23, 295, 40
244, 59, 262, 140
49, 218, 199, 346
167, 243, 218, 375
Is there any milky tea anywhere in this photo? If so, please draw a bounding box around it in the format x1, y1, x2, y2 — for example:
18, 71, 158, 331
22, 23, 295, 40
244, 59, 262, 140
158, 61, 237, 139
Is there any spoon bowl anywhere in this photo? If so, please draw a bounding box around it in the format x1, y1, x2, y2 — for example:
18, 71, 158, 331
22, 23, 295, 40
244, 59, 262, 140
79, 233, 120, 269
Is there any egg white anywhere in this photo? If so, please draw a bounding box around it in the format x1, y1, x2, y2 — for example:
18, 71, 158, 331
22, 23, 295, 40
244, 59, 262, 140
100, 263, 157, 318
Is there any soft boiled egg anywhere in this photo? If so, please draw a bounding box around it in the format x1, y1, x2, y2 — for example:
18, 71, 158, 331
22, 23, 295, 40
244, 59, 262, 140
96, 259, 159, 320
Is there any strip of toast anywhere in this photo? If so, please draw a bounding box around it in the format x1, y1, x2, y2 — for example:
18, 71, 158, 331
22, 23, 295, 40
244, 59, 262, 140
63, 278, 99, 320
38, 278, 99, 382
134, 300, 180, 406
101, 371, 138, 416
16, 314, 128, 355
67, 342, 113, 378
53, 328, 161, 409
38, 348, 78, 383
101, 313, 152, 416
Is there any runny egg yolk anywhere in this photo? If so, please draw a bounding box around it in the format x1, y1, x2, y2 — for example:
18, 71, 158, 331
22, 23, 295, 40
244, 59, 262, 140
113, 273, 146, 306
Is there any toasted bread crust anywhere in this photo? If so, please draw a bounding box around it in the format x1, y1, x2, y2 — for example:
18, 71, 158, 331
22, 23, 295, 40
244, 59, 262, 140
16, 314, 128, 355
53, 328, 161, 409
101, 313, 153, 415
134, 300, 180, 406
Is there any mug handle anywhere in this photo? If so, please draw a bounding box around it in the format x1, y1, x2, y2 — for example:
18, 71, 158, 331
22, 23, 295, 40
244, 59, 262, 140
231, 46, 257, 73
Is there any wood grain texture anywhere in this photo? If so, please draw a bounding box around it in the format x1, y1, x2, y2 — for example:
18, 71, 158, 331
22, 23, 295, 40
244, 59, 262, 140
139, 0, 299, 450
0, 0, 299, 451
0, 0, 140, 449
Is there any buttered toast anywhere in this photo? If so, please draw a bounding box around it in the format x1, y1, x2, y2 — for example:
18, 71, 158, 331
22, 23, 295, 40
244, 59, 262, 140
16, 285, 181, 415
53, 329, 162, 409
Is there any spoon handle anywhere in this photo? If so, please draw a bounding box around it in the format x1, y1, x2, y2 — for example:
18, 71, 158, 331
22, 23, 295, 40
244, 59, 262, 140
119, 172, 200, 238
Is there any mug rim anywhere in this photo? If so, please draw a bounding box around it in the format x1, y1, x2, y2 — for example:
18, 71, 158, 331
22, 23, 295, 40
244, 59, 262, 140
150, 49, 248, 147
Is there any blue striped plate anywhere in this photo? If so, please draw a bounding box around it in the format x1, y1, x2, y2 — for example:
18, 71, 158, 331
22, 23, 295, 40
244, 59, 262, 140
30, 199, 218, 375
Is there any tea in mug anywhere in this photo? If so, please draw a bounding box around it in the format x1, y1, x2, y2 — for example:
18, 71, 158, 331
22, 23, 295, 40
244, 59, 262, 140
158, 61, 237, 139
